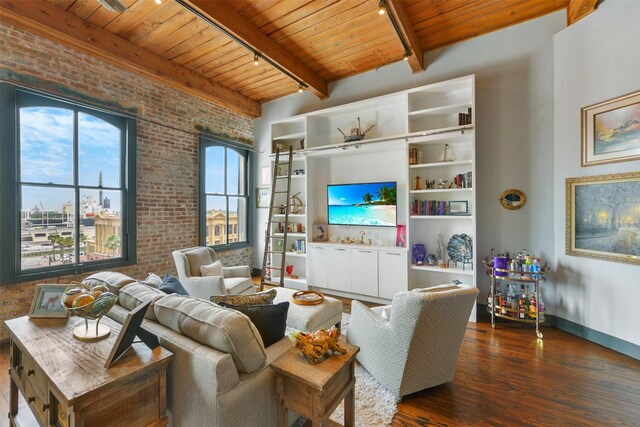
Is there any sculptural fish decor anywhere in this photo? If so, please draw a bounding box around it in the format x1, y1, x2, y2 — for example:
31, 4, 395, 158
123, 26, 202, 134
291, 326, 347, 364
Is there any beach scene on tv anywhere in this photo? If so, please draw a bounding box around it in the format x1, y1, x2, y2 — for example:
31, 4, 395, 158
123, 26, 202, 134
328, 182, 397, 227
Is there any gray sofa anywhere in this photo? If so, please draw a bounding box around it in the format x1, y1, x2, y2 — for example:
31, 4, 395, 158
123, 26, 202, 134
97, 273, 295, 427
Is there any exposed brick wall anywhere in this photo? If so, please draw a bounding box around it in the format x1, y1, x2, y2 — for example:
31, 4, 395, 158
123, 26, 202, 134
0, 22, 254, 340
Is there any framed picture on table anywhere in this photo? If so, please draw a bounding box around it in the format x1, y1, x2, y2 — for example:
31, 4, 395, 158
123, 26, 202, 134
29, 284, 68, 319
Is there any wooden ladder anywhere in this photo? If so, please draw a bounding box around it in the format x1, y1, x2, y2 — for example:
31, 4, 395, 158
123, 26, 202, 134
260, 146, 294, 291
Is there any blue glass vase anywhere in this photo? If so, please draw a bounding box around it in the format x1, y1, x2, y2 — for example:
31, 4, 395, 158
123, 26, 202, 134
412, 244, 427, 265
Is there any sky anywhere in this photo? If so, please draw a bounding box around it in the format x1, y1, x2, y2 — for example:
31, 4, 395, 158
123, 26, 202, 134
327, 181, 395, 205
19, 107, 122, 211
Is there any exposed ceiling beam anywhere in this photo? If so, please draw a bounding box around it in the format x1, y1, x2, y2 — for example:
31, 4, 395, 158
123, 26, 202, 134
0, 0, 260, 118
386, 0, 424, 73
567, 0, 598, 25
181, 0, 329, 99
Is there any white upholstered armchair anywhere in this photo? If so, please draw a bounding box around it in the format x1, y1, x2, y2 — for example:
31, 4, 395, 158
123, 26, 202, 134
172, 247, 255, 299
348, 283, 479, 398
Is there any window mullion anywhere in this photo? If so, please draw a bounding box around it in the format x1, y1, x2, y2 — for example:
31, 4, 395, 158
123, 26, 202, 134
73, 110, 80, 264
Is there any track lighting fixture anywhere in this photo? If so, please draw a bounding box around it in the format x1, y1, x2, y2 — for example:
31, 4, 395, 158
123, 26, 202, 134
378, 0, 386, 15
403, 50, 410, 60
177, 0, 310, 96
154, 0, 162, 4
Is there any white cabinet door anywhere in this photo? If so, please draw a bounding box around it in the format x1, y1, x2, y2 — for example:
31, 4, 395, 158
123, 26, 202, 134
378, 250, 408, 299
307, 245, 328, 288
351, 249, 378, 296
327, 247, 351, 292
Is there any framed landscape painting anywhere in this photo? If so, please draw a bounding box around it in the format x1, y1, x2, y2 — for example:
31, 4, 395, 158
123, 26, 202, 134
581, 90, 640, 166
566, 172, 640, 265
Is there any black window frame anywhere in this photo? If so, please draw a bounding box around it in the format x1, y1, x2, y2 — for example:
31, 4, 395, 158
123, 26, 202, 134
199, 135, 252, 251
0, 83, 137, 284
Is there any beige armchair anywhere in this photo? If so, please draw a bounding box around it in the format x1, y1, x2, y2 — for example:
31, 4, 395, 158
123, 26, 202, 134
347, 283, 479, 398
172, 247, 255, 299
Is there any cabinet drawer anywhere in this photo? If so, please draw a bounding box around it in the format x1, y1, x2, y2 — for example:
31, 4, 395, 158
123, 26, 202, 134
23, 354, 48, 401
25, 376, 48, 426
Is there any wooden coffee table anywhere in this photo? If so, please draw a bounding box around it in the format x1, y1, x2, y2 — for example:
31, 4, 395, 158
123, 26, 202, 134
5, 315, 172, 427
270, 339, 359, 427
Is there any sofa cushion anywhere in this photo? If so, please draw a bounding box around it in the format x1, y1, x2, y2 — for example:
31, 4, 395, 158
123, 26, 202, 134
219, 302, 289, 348
140, 272, 163, 288
119, 283, 165, 321
154, 294, 267, 373
158, 274, 189, 296
184, 248, 214, 277
211, 289, 276, 305
201, 260, 223, 277
224, 277, 254, 294
83, 271, 136, 295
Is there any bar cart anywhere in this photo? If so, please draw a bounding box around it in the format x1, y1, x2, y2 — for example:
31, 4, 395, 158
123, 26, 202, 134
483, 260, 550, 339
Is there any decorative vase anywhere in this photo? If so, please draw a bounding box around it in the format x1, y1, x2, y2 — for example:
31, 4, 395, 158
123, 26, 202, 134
412, 244, 427, 265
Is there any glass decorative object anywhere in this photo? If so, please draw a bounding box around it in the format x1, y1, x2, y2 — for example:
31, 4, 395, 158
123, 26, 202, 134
62, 280, 118, 342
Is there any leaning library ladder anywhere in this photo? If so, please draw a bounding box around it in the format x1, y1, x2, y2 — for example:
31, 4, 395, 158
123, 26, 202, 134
260, 146, 294, 291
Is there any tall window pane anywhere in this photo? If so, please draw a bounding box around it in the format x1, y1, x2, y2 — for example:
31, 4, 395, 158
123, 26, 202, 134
80, 189, 122, 261
206, 196, 227, 246
201, 138, 249, 249
227, 149, 241, 195
78, 113, 121, 187
205, 146, 224, 194
20, 107, 73, 185
20, 186, 75, 270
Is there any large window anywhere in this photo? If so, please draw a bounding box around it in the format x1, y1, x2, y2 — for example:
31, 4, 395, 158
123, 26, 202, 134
0, 84, 136, 284
200, 136, 251, 249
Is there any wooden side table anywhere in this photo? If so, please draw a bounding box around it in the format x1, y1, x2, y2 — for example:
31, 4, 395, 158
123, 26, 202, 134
270, 339, 359, 427
5, 315, 172, 427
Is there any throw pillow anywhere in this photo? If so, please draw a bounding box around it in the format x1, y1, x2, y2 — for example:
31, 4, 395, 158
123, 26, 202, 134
141, 272, 163, 288
381, 306, 392, 321
201, 260, 223, 277
219, 301, 289, 347
158, 274, 189, 296
210, 289, 277, 305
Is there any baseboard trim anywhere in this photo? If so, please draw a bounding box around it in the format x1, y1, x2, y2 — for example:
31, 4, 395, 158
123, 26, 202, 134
478, 303, 638, 360
553, 316, 640, 361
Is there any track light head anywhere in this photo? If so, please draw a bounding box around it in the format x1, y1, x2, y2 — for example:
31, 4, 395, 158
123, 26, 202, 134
154, 0, 162, 4
298, 84, 305, 93
378, 0, 386, 15
253, 53, 259, 65
403, 50, 410, 61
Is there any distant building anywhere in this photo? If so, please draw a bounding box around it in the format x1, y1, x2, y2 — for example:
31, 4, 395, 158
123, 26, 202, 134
205, 211, 239, 245
87, 213, 121, 256
103, 197, 111, 209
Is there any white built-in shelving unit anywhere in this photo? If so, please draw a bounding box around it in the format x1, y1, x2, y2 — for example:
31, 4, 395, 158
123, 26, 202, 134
267, 75, 476, 313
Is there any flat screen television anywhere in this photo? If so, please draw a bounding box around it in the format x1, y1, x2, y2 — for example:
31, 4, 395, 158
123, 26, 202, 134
327, 181, 397, 227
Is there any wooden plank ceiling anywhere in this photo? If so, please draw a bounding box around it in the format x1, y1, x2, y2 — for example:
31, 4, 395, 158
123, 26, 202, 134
3, 0, 594, 117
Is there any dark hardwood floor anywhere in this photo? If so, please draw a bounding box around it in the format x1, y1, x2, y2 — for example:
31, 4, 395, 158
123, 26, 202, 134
2, 294, 639, 427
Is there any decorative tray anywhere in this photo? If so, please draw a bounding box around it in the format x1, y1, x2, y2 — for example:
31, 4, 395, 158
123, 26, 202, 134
291, 290, 325, 306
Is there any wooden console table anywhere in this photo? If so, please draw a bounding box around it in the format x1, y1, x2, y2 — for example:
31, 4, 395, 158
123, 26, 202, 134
5, 315, 172, 427
271, 339, 359, 427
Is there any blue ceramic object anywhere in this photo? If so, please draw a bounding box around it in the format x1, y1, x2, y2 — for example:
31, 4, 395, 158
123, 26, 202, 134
447, 234, 472, 263
412, 244, 427, 265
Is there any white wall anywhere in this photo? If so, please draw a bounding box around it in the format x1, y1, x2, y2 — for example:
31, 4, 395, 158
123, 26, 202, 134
553, 0, 640, 346
254, 12, 565, 311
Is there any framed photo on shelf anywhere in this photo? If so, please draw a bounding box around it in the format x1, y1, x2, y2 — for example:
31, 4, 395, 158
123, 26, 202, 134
28, 284, 68, 319
448, 200, 469, 215
581, 90, 640, 166
566, 171, 640, 265
312, 224, 328, 241
260, 165, 271, 187
256, 187, 270, 208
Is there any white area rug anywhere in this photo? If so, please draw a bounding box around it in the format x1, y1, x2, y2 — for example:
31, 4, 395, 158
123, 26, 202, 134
292, 313, 399, 426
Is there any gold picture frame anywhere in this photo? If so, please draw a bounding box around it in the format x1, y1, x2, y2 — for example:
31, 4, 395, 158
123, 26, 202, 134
500, 189, 526, 210
581, 90, 640, 166
566, 172, 640, 265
